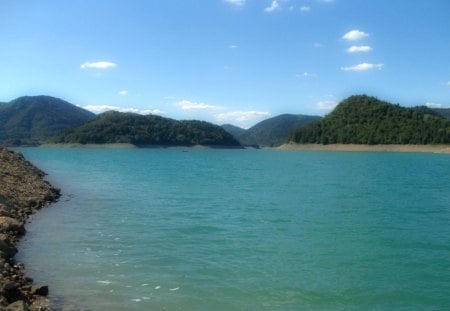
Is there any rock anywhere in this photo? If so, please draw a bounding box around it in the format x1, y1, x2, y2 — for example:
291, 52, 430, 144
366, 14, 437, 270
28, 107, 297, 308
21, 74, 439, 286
0, 148, 60, 310
0, 218, 24, 235
0, 240, 17, 258
2, 281, 18, 291
30, 285, 48, 297
0, 208, 12, 218
5, 300, 29, 311
24, 278, 33, 284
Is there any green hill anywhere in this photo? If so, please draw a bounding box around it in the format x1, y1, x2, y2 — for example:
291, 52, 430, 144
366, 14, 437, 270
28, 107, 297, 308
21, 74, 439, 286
433, 108, 450, 120
289, 95, 450, 145
50, 111, 242, 147
221, 124, 247, 139
0, 96, 95, 146
223, 114, 321, 147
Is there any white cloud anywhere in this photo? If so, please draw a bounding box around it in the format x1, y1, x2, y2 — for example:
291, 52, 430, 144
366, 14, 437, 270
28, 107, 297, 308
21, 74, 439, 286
81, 105, 163, 115
341, 63, 384, 72
215, 110, 271, 128
316, 101, 337, 111
446, 81, 450, 86
300, 6, 310, 12
118, 90, 128, 96
317, 0, 334, 3
347, 45, 372, 53
224, 0, 245, 7
296, 72, 318, 78
177, 100, 223, 111
313, 42, 325, 48
425, 102, 443, 108
342, 30, 369, 41
80, 61, 117, 69
229, 44, 238, 49
265, 0, 280, 12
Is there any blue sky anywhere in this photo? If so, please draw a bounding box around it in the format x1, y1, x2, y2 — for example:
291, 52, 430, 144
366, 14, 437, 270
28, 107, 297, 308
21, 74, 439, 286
1, 0, 449, 128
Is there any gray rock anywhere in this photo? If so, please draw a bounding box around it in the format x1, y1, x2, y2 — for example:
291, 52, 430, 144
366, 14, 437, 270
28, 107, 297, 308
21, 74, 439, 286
0, 218, 24, 235
30, 285, 48, 297
5, 300, 29, 311
0, 240, 17, 258
2, 281, 18, 291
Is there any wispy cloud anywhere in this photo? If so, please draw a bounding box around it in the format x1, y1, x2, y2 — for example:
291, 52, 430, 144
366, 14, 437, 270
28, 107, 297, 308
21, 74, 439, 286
224, 0, 245, 7
174, 99, 270, 128
215, 110, 271, 128
316, 101, 337, 111
317, 0, 334, 3
265, 0, 280, 12
300, 6, 311, 12
81, 105, 163, 115
347, 45, 372, 53
177, 100, 223, 111
80, 61, 117, 69
425, 102, 443, 108
447, 81, 450, 86
229, 44, 238, 49
313, 42, 325, 48
341, 63, 384, 72
118, 90, 128, 96
342, 30, 369, 41
296, 72, 318, 78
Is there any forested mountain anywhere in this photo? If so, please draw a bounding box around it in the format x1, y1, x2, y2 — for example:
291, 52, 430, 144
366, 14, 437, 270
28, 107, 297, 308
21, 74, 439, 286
0, 96, 95, 146
50, 111, 242, 147
289, 95, 450, 145
433, 108, 450, 120
221, 124, 247, 139
222, 114, 321, 147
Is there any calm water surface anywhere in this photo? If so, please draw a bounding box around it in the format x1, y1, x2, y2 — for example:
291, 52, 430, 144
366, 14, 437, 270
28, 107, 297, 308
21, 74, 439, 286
17, 148, 450, 310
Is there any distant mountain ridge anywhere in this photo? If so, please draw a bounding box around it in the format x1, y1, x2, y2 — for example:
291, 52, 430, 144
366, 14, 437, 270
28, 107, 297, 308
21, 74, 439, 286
433, 108, 450, 120
51, 111, 242, 147
3, 94, 448, 148
0, 96, 95, 146
223, 114, 321, 147
289, 95, 450, 145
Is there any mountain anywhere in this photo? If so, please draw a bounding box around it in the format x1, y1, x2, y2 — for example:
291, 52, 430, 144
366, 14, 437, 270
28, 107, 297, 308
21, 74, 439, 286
289, 95, 450, 145
0, 96, 95, 146
223, 114, 321, 147
221, 124, 247, 139
433, 108, 450, 120
50, 111, 242, 147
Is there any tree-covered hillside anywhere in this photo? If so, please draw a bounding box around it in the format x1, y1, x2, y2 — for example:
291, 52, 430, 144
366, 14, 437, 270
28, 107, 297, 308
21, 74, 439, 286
433, 108, 450, 120
0, 96, 95, 146
50, 111, 242, 147
221, 124, 247, 139
222, 114, 321, 147
289, 95, 450, 145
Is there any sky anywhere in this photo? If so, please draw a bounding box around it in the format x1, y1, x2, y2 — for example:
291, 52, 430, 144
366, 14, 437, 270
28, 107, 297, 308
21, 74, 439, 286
1, 0, 449, 128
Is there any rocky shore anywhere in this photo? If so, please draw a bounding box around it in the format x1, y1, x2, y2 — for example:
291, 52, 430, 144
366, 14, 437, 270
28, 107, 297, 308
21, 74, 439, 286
0, 146, 60, 311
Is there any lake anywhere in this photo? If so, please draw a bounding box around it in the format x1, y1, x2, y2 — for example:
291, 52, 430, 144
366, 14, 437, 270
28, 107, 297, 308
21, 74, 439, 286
17, 147, 450, 310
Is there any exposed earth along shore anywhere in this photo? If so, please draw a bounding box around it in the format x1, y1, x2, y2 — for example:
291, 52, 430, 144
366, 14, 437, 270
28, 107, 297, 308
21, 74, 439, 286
0, 146, 60, 311
278, 143, 450, 153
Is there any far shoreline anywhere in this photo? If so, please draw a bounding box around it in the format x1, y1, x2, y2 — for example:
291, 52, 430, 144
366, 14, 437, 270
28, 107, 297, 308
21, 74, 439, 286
278, 143, 450, 154
40, 143, 244, 149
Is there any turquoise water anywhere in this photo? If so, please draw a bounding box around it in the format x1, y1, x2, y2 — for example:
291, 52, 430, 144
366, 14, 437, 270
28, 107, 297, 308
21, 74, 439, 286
17, 147, 450, 310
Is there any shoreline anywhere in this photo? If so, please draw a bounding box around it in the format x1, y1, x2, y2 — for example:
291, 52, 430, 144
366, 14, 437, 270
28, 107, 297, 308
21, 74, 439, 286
278, 143, 450, 154
0, 146, 60, 310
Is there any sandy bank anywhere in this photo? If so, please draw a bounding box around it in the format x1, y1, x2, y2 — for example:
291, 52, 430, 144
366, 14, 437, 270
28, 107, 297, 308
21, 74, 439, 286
41, 143, 137, 149
278, 143, 450, 154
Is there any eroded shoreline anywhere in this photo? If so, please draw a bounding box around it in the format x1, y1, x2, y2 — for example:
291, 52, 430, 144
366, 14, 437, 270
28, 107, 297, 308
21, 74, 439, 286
0, 146, 60, 310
